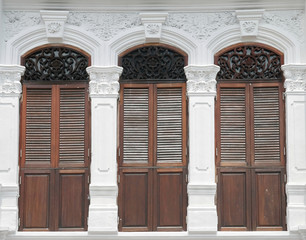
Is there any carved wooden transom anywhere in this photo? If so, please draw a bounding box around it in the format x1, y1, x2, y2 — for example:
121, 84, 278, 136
216, 45, 282, 80
23, 46, 89, 81
120, 46, 186, 81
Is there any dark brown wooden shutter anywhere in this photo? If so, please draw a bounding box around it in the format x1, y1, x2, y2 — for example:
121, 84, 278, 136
24, 88, 52, 166
252, 86, 282, 165
122, 87, 150, 164
156, 87, 183, 164
219, 86, 247, 166
59, 87, 86, 166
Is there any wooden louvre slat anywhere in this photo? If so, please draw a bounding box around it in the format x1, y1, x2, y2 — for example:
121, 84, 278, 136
220, 87, 246, 163
59, 88, 86, 163
123, 88, 149, 163
25, 88, 52, 162
253, 87, 281, 163
156, 88, 182, 163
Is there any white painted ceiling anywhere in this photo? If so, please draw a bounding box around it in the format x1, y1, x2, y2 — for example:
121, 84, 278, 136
2, 0, 306, 11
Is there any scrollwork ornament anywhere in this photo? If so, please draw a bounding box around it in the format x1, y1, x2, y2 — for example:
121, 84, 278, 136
282, 65, 306, 92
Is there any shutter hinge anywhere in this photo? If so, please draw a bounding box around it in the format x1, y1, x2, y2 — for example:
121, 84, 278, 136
20, 149, 22, 158
215, 94, 217, 102
87, 194, 90, 200
284, 174, 287, 183
118, 148, 120, 157
185, 174, 188, 183
282, 92, 286, 100
18, 218, 20, 227
88, 176, 90, 184
284, 147, 286, 156
19, 176, 22, 185
215, 174, 218, 184
186, 216, 188, 225
118, 175, 120, 184
88, 148, 90, 158
216, 148, 218, 157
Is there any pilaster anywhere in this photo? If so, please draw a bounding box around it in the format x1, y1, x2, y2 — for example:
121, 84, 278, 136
281, 64, 306, 231
86, 66, 122, 233
0, 65, 25, 231
184, 65, 219, 232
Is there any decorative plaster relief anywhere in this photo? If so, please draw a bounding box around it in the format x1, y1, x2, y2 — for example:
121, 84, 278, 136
236, 10, 264, 37
282, 65, 306, 92
0, 65, 25, 95
40, 11, 69, 40
139, 12, 168, 43
185, 65, 220, 94
67, 12, 141, 41
262, 10, 304, 40
87, 66, 123, 97
3, 11, 42, 42
165, 12, 238, 41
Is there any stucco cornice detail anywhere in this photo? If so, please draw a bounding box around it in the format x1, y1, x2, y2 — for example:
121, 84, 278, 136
87, 66, 123, 98
282, 64, 306, 92
185, 65, 220, 96
0, 65, 25, 96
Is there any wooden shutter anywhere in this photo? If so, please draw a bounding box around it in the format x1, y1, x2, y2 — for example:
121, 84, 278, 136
23, 87, 52, 167
251, 84, 284, 166
122, 86, 150, 165
156, 86, 185, 165
59, 86, 87, 167
218, 85, 248, 166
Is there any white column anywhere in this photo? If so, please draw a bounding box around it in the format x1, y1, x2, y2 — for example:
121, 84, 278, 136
0, 65, 25, 231
0, 0, 4, 63
184, 65, 220, 232
86, 66, 122, 233
282, 64, 306, 231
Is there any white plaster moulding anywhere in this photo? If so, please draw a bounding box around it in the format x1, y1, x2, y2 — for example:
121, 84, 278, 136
206, 24, 298, 64
5, 25, 101, 65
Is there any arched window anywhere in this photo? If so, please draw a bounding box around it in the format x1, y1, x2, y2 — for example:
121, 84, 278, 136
118, 45, 187, 231
215, 44, 286, 231
19, 45, 90, 231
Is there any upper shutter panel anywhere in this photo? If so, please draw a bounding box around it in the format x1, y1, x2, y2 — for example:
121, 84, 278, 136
59, 87, 86, 166
25, 88, 52, 166
219, 87, 247, 165
253, 86, 281, 165
156, 87, 183, 164
123, 87, 149, 164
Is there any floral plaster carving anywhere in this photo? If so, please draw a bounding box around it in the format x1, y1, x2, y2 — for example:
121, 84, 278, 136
165, 12, 238, 41
185, 65, 220, 94
67, 12, 141, 41
262, 10, 304, 40
282, 65, 306, 92
87, 66, 123, 96
146, 24, 160, 34
47, 22, 61, 33
3, 11, 42, 41
0, 66, 25, 95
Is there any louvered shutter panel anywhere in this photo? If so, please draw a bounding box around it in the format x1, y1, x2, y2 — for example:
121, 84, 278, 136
219, 87, 247, 165
156, 87, 183, 163
59, 87, 86, 165
123, 87, 149, 164
25, 88, 52, 165
253, 86, 281, 164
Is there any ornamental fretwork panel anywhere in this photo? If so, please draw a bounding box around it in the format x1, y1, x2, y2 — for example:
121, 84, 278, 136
120, 46, 186, 81
216, 45, 282, 80
23, 47, 89, 81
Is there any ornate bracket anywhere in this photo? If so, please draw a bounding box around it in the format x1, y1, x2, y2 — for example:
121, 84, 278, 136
236, 9, 264, 38
139, 12, 168, 43
0, 65, 25, 96
282, 64, 306, 92
40, 10, 69, 41
86, 66, 123, 98
185, 65, 220, 96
